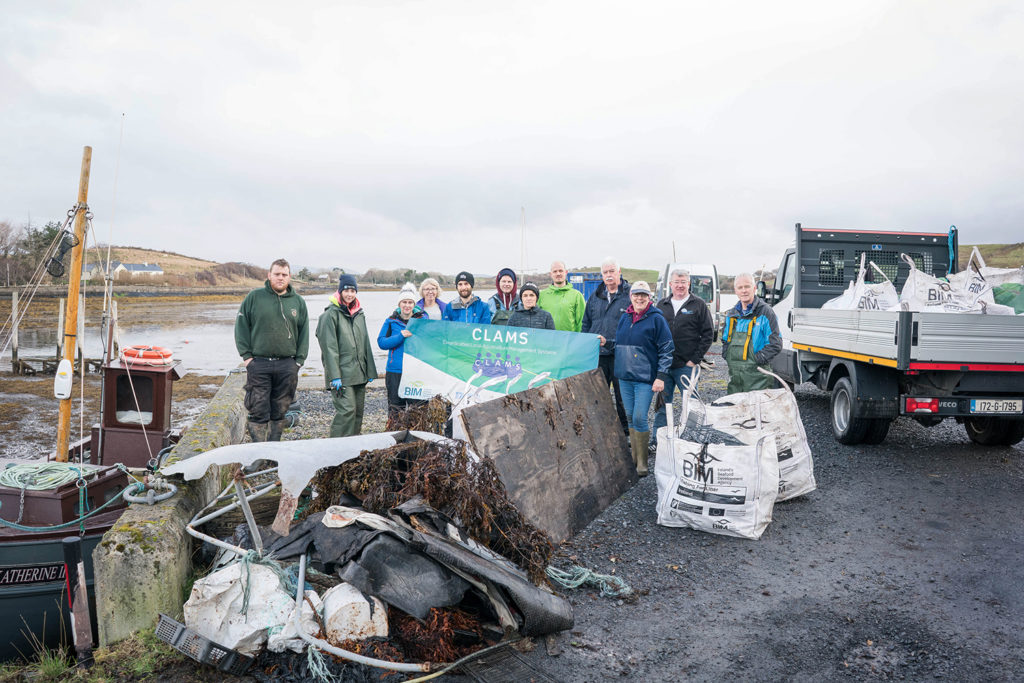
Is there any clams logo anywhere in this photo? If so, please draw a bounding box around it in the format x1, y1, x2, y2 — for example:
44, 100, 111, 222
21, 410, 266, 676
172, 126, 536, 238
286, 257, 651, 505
473, 352, 523, 381
402, 380, 427, 398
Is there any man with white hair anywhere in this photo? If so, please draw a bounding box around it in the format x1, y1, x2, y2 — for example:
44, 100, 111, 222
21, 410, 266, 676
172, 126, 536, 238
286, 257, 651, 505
581, 257, 631, 434
721, 272, 782, 393
538, 260, 586, 332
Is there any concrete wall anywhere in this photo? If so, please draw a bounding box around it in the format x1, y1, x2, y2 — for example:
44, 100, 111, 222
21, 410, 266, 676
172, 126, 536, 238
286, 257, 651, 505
94, 369, 247, 646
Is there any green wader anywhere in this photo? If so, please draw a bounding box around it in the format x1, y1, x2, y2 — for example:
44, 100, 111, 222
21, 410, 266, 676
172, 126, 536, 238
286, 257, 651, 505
330, 383, 367, 438
723, 318, 774, 394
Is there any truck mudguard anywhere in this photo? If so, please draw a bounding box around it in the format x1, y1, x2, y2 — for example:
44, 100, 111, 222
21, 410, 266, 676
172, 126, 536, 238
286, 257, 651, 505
828, 360, 899, 419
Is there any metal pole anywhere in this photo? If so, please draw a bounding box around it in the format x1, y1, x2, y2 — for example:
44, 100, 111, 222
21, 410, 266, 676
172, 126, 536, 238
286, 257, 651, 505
56, 146, 92, 462
62, 536, 95, 668
10, 291, 17, 372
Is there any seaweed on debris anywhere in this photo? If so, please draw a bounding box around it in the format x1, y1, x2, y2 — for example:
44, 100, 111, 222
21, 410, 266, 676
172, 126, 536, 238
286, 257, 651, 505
385, 395, 452, 434
389, 605, 488, 663
251, 637, 406, 683
308, 438, 554, 584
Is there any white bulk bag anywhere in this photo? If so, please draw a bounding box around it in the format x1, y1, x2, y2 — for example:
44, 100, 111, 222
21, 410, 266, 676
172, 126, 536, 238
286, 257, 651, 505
898, 253, 988, 313
655, 432, 778, 540
184, 562, 297, 656
700, 383, 816, 501
822, 254, 899, 312
946, 246, 1024, 291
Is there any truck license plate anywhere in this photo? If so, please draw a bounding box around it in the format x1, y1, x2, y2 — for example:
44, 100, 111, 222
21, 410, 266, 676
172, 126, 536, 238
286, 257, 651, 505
970, 399, 1023, 414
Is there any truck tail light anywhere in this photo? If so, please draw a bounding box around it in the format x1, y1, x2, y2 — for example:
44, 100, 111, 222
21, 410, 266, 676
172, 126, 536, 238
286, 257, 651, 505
906, 397, 938, 413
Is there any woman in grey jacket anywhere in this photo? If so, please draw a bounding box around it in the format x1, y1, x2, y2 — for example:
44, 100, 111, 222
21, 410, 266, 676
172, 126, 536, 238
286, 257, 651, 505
507, 282, 555, 330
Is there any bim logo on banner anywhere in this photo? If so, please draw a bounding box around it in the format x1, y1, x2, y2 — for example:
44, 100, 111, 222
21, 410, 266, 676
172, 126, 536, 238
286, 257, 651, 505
402, 380, 426, 398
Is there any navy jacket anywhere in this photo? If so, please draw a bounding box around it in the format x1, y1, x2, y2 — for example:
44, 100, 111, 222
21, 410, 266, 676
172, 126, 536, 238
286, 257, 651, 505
507, 304, 555, 330
581, 278, 631, 356
613, 305, 674, 384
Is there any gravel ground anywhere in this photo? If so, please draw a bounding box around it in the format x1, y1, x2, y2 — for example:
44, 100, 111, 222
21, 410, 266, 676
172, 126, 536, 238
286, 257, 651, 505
271, 351, 1024, 682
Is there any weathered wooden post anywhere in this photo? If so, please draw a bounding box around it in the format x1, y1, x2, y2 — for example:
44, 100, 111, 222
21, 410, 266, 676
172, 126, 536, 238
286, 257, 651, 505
56, 145, 92, 461
77, 293, 85, 368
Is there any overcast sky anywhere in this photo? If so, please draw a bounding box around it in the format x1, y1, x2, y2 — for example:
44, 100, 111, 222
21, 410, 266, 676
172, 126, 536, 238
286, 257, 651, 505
2, 1, 1021, 277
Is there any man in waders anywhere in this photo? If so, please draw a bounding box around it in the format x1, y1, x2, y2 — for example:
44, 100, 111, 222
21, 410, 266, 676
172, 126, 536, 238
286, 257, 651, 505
721, 273, 782, 393
316, 274, 376, 437
234, 258, 309, 442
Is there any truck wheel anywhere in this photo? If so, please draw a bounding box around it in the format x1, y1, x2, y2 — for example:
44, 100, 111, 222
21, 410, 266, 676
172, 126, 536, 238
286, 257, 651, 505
964, 417, 1024, 446
831, 377, 868, 444
862, 418, 892, 445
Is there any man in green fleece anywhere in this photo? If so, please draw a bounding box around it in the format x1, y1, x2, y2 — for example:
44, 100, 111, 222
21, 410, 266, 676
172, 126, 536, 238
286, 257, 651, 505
316, 274, 376, 437
538, 260, 585, 332
234, 259, 308, 442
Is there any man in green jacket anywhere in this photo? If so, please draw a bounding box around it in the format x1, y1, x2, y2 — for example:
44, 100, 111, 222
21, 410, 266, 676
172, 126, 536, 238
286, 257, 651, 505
316, 274, 376, 437
537, 260, 585, 332
234, 259, 308, 442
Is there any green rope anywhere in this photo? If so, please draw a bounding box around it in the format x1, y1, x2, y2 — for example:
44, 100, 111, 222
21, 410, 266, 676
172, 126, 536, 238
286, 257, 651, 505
306, 645, 335, 683
546, 564, 633, 598
0, 482, 143, 532
237, 552, 293, 615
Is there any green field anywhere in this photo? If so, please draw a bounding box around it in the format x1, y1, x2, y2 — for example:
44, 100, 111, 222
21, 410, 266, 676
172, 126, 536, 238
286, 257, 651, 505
959, 243, 1024, 270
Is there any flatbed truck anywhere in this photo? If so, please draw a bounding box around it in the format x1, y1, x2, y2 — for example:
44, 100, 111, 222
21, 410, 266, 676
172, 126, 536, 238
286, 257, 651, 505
758, 224, 1024, 446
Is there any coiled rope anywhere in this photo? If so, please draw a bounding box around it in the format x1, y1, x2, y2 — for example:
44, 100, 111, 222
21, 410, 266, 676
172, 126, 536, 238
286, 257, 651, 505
546, 564, 633, 598
0, 462, 100, 491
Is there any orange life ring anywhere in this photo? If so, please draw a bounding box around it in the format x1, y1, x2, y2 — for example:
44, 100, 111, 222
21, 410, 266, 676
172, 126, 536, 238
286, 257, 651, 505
122, 345, 174, 365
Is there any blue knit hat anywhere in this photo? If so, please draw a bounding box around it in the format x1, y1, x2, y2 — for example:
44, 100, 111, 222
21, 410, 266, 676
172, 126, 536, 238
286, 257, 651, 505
338, 274, 358, 292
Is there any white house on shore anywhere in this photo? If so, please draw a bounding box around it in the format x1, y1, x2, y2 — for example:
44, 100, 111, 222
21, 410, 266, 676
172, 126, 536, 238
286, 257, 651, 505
82, 261, 164, 280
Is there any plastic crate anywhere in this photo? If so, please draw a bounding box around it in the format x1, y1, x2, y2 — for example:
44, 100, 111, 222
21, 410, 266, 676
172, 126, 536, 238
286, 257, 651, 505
155, 613, 254, 675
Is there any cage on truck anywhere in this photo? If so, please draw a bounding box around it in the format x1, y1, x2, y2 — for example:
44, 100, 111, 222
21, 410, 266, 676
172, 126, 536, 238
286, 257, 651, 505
757, 223, 1024, 446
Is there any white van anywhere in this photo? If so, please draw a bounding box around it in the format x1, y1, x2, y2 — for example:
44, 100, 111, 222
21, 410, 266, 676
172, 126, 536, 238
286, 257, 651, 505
656, 263, 721, 340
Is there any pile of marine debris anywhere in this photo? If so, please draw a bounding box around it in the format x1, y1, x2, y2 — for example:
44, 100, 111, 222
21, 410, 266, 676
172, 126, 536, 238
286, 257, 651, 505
165, 398, 572, 680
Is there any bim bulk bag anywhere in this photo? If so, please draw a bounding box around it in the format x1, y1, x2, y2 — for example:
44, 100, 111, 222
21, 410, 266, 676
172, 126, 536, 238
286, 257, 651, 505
655, 430, 778, 540
697, 374, 816, 501
821, 254, 899, 312
898, 253, 988, 313
947, 247, 1024, 314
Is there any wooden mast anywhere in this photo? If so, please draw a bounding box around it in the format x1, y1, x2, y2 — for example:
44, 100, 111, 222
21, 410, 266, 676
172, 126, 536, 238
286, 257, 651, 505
55, 146, 92, 462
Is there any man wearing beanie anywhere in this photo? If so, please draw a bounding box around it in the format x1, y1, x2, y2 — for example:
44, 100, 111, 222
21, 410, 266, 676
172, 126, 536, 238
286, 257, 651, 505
442, 271, 492, 324
316, 274, 376, 437
234, 258, 308, 442
377, 283, 425, 417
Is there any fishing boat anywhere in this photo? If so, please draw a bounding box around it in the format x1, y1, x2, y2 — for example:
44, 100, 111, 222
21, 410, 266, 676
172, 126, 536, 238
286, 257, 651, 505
0, 147, 183, 662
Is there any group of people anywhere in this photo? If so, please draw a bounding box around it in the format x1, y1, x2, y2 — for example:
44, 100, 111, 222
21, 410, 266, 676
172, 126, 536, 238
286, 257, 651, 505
233, 258, 782, 476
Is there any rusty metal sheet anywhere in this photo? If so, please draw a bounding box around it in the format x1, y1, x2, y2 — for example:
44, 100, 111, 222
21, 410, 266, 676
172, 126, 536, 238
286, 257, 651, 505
459, 368, 636, 543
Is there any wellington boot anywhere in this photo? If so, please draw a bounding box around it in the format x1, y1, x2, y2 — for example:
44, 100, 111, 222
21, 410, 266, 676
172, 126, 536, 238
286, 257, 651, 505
246, 420, 269, 443
268, 419, 287, 442
628, 428, 638, 465
635, 430, 650, 477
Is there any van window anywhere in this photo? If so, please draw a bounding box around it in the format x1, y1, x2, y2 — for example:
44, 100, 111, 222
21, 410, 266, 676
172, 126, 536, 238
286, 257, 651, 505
779, 251, 797, 301
690, 275, 714, 303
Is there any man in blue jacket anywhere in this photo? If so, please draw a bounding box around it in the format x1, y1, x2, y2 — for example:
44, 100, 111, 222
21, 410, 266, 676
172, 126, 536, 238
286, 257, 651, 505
442, 271, 493, 324
581, 258, 631, 435
722, 273, 782, 393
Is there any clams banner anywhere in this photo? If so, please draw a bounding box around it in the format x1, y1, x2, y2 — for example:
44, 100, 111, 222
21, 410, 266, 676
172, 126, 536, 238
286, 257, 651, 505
398, 319, 600, 404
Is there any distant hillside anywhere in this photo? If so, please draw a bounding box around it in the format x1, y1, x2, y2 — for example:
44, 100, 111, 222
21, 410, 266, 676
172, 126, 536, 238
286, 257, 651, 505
91, 246, 264, 287
570, 266, 660, 285
959, 243, 1024, 270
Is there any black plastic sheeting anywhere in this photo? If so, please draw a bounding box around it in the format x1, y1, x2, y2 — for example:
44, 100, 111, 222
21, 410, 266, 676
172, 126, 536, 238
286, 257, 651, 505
265, 500, 573, 637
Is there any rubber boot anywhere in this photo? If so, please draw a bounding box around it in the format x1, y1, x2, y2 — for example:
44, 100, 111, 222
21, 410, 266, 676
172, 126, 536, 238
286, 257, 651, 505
268, 419, 286, 442
628, 428, 638, 465
635, 430, 650, 477
246, 420, 269, 443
